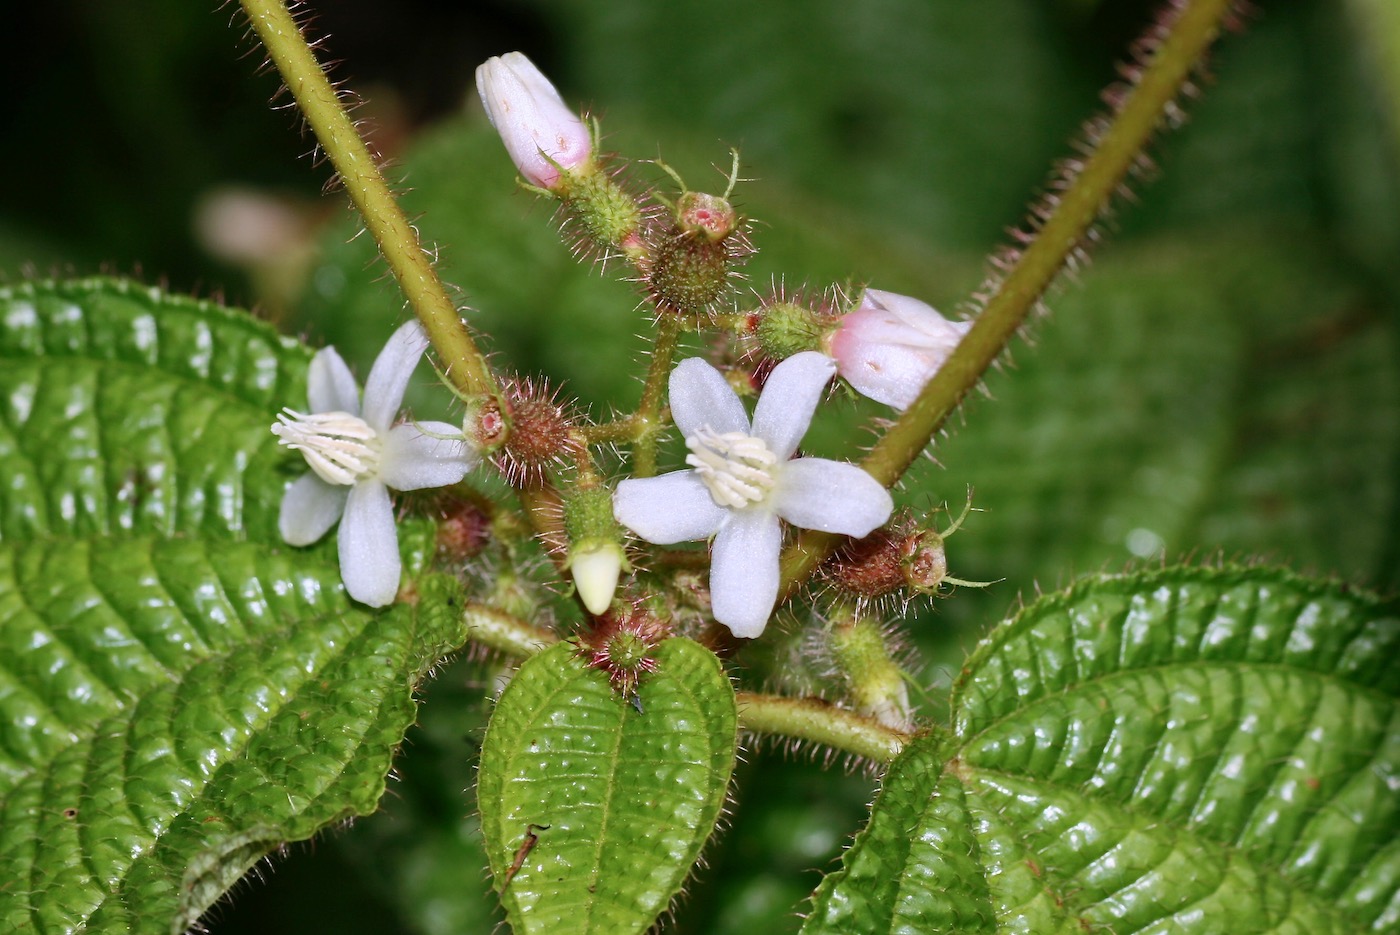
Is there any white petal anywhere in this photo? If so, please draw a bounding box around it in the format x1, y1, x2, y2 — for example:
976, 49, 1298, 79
751, 351, 835, 460
307, 346, 361, 415
377, 421, 478, 491
613, 471, 726, 544
278, 472, 349, 546
772, 458, 892, 537
669, 357, 749, 438
338, 479, 401, 607
709, 510, 783, 639
362, 320, 429, 432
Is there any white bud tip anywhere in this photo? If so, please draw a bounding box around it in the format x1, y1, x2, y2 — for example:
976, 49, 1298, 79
571, 544, 623, 615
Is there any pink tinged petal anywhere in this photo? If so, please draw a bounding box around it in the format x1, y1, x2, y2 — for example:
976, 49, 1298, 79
613, 471, 726, 544
307, 346, 361, 415
475, 52, 591, 190
709, 510, 783, 639
378, 421, 478, 491
772, 458, 893, 537
278, 472, 349, 546
832, 290, 972, 411
338, 479, 401, 607
669, 357, 750, 439
751, 351, 836, 460
362, 320, 429, 432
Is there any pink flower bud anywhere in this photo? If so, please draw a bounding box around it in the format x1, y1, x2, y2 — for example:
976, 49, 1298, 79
828, 288, 972, 410
475, 52, 592, 190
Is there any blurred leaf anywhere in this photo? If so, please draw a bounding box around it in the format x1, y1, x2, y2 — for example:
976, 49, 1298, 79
803, 566, 1400, 933
478, 639, 736, 934
0, 279, 467, 932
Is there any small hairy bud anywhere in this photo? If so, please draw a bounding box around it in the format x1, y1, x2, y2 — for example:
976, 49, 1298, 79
494, 377, 577, 487
643, 165, 754, 315
826, 497, 991, 605
825, 603, 915, 732
755, 298, 833, 361
433, 493, 493, 562
577, 605, 671, 696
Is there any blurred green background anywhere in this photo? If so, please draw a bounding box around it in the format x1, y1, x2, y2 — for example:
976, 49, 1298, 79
4, 0, 1398, 932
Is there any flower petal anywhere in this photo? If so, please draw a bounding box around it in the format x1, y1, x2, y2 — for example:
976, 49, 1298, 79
337, 479, 401, 607
772, 458, 892, 537
751, 351, 836, 460
378, 421, 478, 491
307, 346, 362, 415
362, 319, 429, 432
669, 357, 749, 438
709, 510, 783, 639
613, 470, 726, 544
278, 472, 349, 546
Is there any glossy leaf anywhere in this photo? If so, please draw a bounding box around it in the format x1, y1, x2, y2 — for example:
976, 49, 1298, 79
478, 639, 737, 934
0, 279, 468, 932
803, 566, 1400, 933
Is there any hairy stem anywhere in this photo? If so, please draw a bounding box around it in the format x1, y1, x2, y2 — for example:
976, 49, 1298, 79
779, 0, 1237, 594
630, 314, 683, 477
736, 692, 912, 764
239, 0, 498, 406
464, 603, 560, 657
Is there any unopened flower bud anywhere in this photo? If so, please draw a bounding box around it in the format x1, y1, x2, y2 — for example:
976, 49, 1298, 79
578, 605, 669, 695
476, 52, 593, 191
564, 485, 629, 615
827, 288, 972, 410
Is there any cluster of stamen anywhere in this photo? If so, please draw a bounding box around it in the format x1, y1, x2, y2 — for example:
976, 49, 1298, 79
685, 425, 777, 509
271, 408, 381, 485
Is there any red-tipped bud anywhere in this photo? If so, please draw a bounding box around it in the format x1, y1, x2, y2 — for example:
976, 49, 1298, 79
676, 191, 738, 243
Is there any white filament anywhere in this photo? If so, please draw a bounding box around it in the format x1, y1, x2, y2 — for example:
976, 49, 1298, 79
271, 408, 381, 486
685, 426, 777, 509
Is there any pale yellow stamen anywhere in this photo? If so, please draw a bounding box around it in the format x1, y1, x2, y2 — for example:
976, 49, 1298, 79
271, 408, 381, 485
685, 426, 777, 509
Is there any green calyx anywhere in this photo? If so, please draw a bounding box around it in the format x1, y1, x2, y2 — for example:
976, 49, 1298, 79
563, 484, 622, 549
756, 300, 829, 359
559, 165, 645, 256
826, 605, 913, 731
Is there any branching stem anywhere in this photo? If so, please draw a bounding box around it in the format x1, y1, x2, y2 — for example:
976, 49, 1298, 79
736, 692, 913, 764
778, 0, 1237, 594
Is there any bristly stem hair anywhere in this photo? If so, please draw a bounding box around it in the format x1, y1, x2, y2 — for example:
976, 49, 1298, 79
778, 0, 1241, 597
239, 0, 501, 410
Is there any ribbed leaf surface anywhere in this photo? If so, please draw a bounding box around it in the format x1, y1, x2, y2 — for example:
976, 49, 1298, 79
478, 639, 737, 934
0, 279, 465, 933
803, 567, 1399, 934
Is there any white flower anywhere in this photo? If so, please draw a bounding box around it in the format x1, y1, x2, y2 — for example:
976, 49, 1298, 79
827, 288, 972, 411
271, 320, 478, 607
476, 51, 592, 191
613, 352, 893, 638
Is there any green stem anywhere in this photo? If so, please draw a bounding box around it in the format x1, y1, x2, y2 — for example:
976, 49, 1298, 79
779, 0, 1236, 594
630, 314, 683, 477
239, 0, 497, 404
464, 603, 560, 657
736, 692, 912, 764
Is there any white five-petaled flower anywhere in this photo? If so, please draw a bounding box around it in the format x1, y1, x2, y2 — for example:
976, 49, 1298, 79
272, 320, 479, 607
827, 288, 973, 411
613, 352, 893, 638
476, 51, 593, 191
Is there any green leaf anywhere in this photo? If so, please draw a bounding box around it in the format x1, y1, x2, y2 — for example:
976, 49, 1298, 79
478, 638, 737, 934
0, 278, 470, 932
802, 566, 1399, 934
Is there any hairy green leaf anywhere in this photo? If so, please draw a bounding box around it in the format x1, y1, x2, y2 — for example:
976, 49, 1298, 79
478, 639, 737, 935
803, 566, 1399, 933
0, 278, 468, 933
